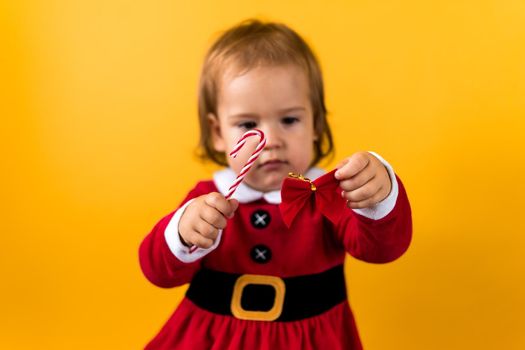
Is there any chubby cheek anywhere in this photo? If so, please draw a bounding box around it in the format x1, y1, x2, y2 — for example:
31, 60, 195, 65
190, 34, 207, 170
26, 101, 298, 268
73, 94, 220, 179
245, 169, 284, 191
227, 159, 251, 180
227, 158, 243, 174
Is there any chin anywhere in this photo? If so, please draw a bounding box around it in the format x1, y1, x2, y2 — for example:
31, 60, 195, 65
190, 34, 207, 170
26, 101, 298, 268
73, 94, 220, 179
254, 179, 281, 192
267, 172, 288, 187
246, 174, 284, 192
267, 182, 283, 192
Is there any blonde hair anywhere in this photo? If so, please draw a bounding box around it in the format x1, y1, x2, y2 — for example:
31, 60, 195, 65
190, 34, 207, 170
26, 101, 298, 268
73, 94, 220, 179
197, 19, 334, 166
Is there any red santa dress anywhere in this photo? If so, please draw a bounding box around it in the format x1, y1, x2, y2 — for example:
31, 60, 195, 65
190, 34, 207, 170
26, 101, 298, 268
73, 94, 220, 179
139, 156, 412, 350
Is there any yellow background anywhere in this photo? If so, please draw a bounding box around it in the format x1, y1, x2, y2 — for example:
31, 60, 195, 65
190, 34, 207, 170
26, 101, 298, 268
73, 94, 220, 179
1, 0, 524, 349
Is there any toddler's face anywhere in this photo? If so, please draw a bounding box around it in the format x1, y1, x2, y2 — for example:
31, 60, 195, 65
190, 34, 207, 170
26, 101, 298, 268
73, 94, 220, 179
210, 64, 316, 192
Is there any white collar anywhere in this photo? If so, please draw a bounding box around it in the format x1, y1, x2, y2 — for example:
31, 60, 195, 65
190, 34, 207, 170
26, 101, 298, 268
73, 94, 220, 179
213, 167, 326, 204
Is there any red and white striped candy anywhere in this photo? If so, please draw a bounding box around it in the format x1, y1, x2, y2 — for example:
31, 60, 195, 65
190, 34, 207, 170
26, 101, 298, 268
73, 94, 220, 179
225, 129, 266, 199
189, 129, 266, 253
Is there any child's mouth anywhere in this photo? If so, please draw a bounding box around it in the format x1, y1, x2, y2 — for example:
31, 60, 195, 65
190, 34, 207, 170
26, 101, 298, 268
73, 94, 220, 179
258, 159, 287, 169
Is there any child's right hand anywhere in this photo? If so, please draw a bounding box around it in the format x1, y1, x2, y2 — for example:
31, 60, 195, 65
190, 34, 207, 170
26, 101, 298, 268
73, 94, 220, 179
178, 192, 239, 249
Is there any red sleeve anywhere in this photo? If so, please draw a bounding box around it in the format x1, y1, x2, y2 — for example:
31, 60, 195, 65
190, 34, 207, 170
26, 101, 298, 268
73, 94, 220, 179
138, 182, 214, 288
334, 175, 412, 263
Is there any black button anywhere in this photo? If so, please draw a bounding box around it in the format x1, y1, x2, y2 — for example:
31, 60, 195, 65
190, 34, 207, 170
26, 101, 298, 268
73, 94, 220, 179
250, 245, 272, 264
250, 210, 271, 229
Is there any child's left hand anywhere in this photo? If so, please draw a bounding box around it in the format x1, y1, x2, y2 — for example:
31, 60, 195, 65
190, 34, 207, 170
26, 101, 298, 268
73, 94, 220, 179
334, 152, 392, 209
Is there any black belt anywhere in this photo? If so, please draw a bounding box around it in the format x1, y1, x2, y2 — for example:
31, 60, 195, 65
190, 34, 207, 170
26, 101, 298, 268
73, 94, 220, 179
186, 264, 346, 322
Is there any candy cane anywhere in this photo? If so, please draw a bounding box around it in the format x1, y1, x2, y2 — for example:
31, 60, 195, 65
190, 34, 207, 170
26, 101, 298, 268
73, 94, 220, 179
225, 129, 266, 199
189, 129, 266, 253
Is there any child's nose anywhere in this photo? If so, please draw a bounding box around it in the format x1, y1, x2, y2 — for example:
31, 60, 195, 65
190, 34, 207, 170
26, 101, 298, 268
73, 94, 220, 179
262, 125, 284, 149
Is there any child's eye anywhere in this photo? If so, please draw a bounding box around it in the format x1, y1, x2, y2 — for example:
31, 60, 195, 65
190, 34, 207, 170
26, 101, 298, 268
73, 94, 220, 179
238, 121, 257, 130
282, 116, 299, 125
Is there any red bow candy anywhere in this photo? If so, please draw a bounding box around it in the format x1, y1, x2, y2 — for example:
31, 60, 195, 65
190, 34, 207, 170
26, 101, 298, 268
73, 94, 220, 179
279, 169, 347, 228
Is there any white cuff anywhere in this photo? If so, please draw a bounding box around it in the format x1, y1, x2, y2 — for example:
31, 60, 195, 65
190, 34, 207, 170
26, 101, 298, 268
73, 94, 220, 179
164, 199, 223, 263
351, 151, 399, 220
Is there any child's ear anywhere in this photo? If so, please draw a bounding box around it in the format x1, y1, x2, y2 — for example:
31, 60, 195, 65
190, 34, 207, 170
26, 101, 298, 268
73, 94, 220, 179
208, 113, 226, 152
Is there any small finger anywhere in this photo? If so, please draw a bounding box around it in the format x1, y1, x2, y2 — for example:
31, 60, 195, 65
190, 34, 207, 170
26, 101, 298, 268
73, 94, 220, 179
335, 152, 370, 180
201, 205, 227, 229
190, 232, 214, 249
343, 180, 382, 203
227, 199, 239, 218
195, 221, 219, 240
346, 190, 386, 209
205, 192, 236, 218
339, 166, 375, 192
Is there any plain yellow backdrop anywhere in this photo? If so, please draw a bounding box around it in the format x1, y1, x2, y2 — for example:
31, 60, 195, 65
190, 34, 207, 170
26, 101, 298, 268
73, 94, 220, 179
1, 0, 524, 349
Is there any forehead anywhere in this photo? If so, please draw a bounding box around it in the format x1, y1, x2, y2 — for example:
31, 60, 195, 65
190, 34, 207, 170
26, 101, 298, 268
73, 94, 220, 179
217, 64, 311, 116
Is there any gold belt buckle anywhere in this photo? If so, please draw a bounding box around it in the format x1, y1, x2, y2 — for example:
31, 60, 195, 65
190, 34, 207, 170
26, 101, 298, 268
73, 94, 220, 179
230, 274, 286, 321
